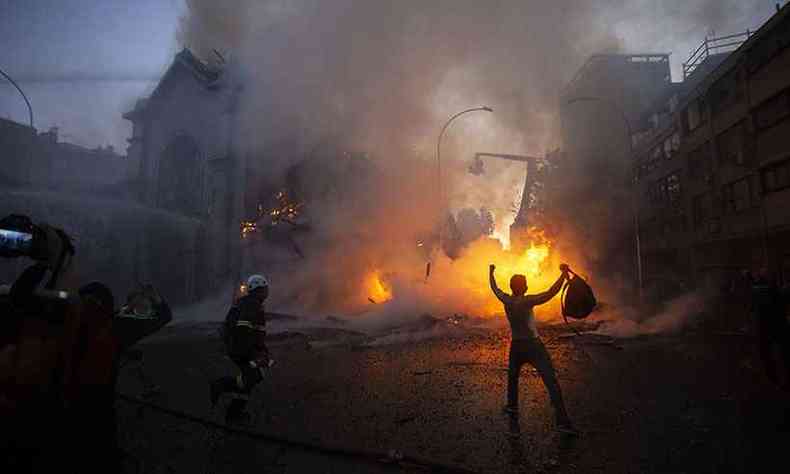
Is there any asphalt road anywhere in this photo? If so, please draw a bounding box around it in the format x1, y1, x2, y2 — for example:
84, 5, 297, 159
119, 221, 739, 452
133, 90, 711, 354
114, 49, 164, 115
117, 320, 790, 473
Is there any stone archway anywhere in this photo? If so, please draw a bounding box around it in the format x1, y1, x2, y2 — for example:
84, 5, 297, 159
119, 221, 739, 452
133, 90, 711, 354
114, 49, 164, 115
157, 135, 203, 216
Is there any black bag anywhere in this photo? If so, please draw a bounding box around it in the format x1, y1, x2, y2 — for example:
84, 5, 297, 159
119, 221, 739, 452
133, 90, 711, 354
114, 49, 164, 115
561, 273, 597, 321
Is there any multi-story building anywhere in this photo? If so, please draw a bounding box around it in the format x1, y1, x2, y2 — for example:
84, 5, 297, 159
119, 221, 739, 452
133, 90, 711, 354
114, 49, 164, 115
552, 54, 672, 288
632, 4, 790, 292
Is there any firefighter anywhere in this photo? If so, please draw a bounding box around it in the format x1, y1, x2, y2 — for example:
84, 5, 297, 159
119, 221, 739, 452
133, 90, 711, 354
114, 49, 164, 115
489, 263, 577, 435
210, 274, 272, 424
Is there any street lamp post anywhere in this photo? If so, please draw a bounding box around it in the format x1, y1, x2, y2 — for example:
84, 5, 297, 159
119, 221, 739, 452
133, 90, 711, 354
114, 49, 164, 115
565, 96, 643, 302
436, 106, 493, 213
0, 66, 35, 168
0, 66, 34, 131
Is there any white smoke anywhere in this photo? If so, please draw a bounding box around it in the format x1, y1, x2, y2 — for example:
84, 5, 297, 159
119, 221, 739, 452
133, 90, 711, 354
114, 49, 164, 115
594, 291, 709, 338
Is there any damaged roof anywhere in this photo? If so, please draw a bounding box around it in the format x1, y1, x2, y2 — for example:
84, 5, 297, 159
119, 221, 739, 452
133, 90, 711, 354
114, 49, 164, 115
124, 48, 224, 119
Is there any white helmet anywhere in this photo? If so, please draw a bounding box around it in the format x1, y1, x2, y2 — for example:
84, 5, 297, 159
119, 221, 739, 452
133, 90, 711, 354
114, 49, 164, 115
247, 274, 269, 291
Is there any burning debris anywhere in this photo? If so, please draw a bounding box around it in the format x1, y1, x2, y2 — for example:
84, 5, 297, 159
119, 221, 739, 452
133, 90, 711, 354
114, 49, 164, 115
239, 189, 306, 240
240, 221, 257, 239
269, 190, 304, 226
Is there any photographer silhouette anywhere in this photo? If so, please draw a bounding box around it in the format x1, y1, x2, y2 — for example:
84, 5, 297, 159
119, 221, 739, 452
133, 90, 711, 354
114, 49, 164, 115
0, 215, 81, 472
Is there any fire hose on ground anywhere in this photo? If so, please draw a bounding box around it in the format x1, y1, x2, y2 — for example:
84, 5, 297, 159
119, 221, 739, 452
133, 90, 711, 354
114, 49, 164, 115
116, 392, 479, 474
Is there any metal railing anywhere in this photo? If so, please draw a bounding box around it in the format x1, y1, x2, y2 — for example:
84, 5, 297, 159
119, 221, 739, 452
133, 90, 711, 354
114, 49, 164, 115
682, 31, 753, 79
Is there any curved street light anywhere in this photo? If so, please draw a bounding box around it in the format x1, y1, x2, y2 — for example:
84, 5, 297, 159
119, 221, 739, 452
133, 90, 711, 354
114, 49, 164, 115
0, 66, 34, 131
436, 106, 493, 212
565, 96, 642, 302
0, 66, 35, 168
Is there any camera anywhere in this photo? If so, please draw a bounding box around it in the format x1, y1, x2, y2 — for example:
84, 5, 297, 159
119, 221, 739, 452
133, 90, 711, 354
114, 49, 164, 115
0, 215, 47, 260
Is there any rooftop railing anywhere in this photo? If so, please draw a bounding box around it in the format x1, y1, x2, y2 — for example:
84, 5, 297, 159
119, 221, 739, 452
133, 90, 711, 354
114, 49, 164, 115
682, 31, 753, 79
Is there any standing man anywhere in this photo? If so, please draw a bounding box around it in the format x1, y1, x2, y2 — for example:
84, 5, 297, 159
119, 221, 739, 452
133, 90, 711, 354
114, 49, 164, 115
750, 267, 790, 389
210, 274, 271, 424
489, 263, 576, 434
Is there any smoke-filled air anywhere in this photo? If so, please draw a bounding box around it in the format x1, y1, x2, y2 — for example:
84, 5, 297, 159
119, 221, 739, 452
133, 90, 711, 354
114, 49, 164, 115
176, 0, 761, 323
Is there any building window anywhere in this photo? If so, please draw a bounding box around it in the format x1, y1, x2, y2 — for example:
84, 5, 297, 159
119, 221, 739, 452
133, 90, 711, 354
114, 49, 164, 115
688, 143, 713, 180
717, 121, 746, 166
687, 97, 706, 132
663, 130, 681, 159
722, 178, 751, 214
694, 192, 721, 232
694, 192, 713, 228
648, 171, 682, 206
666, 172, 682, 203
710, 70, 744, 116
754, 89, 790, 130
762, 159, 790, 193
651, 145, 664, 164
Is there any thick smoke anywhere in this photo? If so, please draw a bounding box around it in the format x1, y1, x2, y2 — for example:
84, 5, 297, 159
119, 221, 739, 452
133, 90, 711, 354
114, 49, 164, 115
177, 0, 767, 320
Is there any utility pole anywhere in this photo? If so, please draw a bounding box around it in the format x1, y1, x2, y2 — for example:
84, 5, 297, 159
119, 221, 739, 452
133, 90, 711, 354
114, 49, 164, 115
471, 152, 542, 251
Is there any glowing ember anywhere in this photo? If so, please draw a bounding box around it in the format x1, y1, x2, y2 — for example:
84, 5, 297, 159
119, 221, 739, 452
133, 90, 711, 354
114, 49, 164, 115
240, 221, 257, 239
269, 190, 303, 225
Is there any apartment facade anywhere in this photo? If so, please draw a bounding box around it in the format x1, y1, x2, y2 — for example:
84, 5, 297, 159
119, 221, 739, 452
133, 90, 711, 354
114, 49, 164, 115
633, 4, 790, 292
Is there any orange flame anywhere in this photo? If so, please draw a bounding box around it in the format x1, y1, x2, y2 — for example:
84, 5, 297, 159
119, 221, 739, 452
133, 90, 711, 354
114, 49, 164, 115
364, 271, 392, 304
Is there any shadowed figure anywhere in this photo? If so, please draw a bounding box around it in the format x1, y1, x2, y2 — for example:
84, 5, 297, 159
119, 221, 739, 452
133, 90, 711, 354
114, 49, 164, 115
750, 267, 790, 389
490, 263, 577, 434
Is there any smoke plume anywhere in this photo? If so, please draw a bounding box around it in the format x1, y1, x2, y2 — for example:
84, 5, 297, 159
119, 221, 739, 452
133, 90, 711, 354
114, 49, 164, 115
176, 0, 767, 320
593, 291, 710, 338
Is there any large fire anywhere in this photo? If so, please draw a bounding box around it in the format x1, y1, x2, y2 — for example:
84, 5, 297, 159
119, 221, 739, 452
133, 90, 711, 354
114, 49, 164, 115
450, 228, 563, 319
359, 226, 570, 322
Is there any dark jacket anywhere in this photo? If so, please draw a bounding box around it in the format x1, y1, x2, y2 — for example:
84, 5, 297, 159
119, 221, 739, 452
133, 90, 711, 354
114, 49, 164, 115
225, 294, 267, 360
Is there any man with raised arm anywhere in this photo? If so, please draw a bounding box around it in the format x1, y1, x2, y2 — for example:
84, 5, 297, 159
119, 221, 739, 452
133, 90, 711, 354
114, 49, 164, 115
489, 262, 577, 434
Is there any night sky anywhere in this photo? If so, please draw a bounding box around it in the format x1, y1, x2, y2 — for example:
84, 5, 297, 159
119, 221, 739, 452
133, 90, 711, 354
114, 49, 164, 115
0, 0, 785, 152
